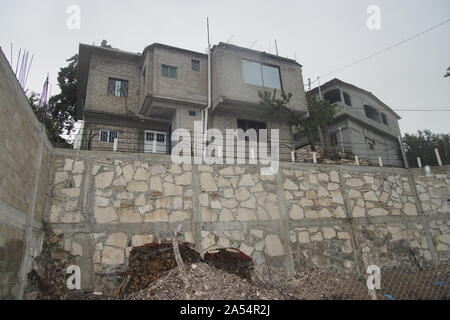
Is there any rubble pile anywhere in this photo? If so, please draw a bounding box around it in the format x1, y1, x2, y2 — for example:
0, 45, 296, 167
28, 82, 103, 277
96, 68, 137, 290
24, 230, 75, 300
204, 248, 254, 280
124, 242, 201, 294
295, 145, 371, 166
125, 262, 286, 300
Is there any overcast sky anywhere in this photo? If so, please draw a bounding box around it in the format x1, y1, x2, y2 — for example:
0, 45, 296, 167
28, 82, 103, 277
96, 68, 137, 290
1, 0, 449, 134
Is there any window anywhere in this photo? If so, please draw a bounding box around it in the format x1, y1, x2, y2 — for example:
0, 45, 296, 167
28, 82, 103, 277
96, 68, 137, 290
237, 119, 267, 141
381, 113, 388, 125
161, 64, 177, 78
107, 78, 128, 97
242, 60, 281, 89
188, 111, 196, 116
145, 132, 154, 141
343, 92, 352, 106
364, 105, 380, 122
237, 119, 267, 132
99, 130, 118, 143
157, 134, 165, 143
330, 132, 338, 147
324, 89, 341, 104
366, 138, 375, 150
191, 59, 200, 71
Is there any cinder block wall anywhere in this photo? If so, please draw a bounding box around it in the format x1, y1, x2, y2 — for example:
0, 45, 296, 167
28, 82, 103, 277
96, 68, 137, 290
0, 48, 53, 299
45, 148, 449, 295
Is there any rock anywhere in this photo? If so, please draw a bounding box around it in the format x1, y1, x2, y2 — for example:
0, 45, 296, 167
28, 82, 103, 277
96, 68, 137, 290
144, 210, 169, 222
289, 204, 304, 220
60, 188, 80, 197
54, 171, 68, 184
151, 164, 166, 175
283, 179, 299, 190
368, 208, 389, 216
237, 208, 257, 221
352, 206, 365, 218
403, 203, 418, 216
200, 172, 218, 192
330, 170, 339, 183
119, 208, 143, 223
122, 164, 134, 182
239, 243, 254, 256
310, 232, 323, 242
64, 159, 74, 171
134, 168, 149, 181
346, 178, 363, 187
169, 211, 188, 222
102, 246, 124, 265
163, 183, 182, 196
236, 187, 251, 201
150, 176, 162, 192
175, 173, 191, 186
298, 231, 310, 244
219, 167, 234, 175
323, 227, 336, 239
348, 189, 361, 199
265, 234, 285, 256
72, 161, 84, 174
106, 233, 128, 248
95, 207, 118, 223
241, 197, 256, 209
363, 191, 378, 202
71, 243, 83, 256
95, 196, 110, 207
95, 172, 114, 189
327, 183, 339, 191
239, 174, 255, 186
127, 181, 149, 193
219, 208, 234, 222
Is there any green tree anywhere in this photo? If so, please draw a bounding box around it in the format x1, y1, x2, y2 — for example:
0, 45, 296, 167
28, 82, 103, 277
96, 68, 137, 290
403, 130, 450, 167
445, 66, 450, 78
29, 54, 78, 145
258, 90, 337, 150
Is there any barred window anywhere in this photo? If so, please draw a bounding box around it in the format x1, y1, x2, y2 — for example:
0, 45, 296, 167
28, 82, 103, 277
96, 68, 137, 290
107, 78, 128, 97
99, 130, 118, 143
191, 59, 200, 71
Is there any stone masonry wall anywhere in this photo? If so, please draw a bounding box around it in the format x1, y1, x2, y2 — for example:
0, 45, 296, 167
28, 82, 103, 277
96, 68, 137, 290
0, 48, 52, 299
45, 148, 449, 295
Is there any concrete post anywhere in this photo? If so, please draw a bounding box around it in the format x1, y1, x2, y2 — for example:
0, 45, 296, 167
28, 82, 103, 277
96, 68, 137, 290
355, 156, 360, 166
312, 152, 317, 164
434, 148, 443, 166
417, 157, 422, 168
16, 124, 45, 299
378, 157, 383, 167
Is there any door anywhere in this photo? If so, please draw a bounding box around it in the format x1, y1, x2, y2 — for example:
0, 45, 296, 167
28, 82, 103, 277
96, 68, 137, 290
144, 130, 167, 153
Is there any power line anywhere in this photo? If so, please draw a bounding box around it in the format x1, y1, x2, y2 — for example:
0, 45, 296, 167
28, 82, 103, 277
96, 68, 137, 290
318, 18, 450, 79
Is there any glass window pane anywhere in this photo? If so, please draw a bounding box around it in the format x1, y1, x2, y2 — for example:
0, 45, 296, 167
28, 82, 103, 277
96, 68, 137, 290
161, 65, 169, 77
146, 132, 154, 141
157, 134, 165, 142
262, 65, 281, 89
114, 80, 121, 96
100, 130, 109, 142
109, 131, 118, 143
191, 59, 200, 71
242, 60, 262, 86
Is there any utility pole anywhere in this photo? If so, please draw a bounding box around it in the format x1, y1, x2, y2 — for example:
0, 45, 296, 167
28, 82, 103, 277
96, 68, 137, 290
317, 76, 322, 100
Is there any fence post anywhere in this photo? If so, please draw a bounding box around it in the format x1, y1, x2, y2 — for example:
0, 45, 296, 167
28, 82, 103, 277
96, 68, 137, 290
378, 156, 383, 167
113, 138, 118, 152
312, 152, 317, 164
291, 150, 295, 162
153, 139, 157, 153
417, 157, 422, 168
434, 148, 443, 166
355, 155, 360, 166
398, 136, 409, 168
425, 165, 431, 176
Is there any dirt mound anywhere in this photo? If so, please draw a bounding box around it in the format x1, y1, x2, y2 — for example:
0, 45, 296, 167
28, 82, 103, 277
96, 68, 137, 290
204, 248, 254, 280
125, 242, 201, 294
125, 262, 285, 300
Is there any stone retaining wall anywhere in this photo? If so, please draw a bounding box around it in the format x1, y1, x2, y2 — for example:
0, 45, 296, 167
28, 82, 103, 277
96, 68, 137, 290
45, 149, 449, 295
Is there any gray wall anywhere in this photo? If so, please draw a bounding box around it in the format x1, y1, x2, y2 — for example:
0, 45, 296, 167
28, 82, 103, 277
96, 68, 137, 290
0, 48, 52, 299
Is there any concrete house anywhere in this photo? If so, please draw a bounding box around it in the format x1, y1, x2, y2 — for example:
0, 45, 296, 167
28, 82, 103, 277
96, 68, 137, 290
76, 42, 308, 157
308, 78, 403, 167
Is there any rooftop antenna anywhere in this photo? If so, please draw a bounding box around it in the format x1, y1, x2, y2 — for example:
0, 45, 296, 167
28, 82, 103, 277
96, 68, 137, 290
249, 40, 258, 49
24, 53, 34, 89
225, 35, 234, 43
15, 48, 21, 75
274, 39, 279, 56
10, 43, 13, 68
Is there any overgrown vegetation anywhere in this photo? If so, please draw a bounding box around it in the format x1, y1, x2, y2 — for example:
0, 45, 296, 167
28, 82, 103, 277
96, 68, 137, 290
258, 90, 337, 150
403, 130, 450, 167
28, 54, 78, 145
